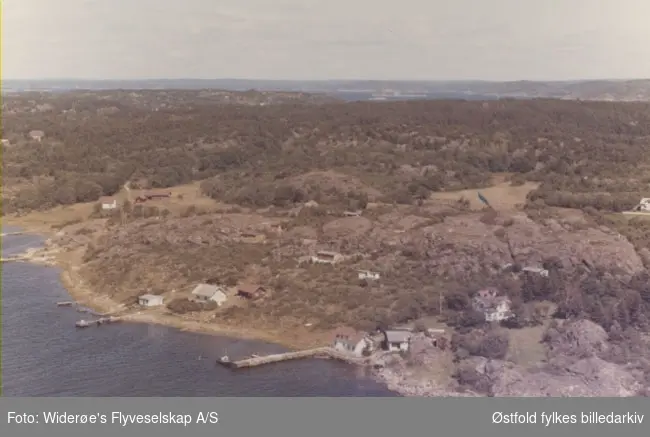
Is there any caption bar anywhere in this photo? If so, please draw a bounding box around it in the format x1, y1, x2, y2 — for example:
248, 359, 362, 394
2, 397, 649, 437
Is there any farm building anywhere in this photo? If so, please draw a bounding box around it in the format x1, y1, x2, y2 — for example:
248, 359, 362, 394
138, 294, 164, 307
332, 327, 372, 357
236, 283, 267, 300
190, 284, 227, 306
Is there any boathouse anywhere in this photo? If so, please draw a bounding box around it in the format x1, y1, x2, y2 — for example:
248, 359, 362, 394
138, 294, 164, 307
191, 283, 227, 306
332, 327, 372, 357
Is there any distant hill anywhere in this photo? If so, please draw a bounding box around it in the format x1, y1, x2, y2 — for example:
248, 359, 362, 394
3, 78, 650, 101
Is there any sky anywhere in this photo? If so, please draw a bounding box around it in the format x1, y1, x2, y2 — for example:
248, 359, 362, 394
3, 0, 650, 81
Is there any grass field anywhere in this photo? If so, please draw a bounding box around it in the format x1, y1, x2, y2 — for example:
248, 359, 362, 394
428, 181, 540, 211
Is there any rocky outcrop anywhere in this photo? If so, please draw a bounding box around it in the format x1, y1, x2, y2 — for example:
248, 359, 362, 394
402, 212, 644, 279
375, 320, 648, 397
464, 356, 642, 397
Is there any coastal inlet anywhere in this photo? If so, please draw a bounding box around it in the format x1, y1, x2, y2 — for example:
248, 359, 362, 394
2, 232, 397, 396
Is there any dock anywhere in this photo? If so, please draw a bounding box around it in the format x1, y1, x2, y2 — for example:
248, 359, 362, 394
217, 347, 366, 369
1, 231, 25, 237
622, 211, 650, 216
75, 316, 121, 328
1, 255, 30, 263
57, 301, 76, 307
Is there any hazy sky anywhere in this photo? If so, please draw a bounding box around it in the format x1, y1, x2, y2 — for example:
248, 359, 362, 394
3, 0, 650, 80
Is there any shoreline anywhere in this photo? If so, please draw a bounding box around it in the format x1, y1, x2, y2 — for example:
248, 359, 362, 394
3, 217, 410, 396
2, 219, 330, 352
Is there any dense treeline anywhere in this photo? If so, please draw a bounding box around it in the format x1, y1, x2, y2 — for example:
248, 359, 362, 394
4, 92, 650, 213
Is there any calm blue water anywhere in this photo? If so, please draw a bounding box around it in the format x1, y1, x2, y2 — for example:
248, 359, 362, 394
1, 226, 397, 396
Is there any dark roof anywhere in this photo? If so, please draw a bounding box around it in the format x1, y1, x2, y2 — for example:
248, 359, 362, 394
384, 330, 412, 343
332, 327, 366, 345
317, 250, 340, 257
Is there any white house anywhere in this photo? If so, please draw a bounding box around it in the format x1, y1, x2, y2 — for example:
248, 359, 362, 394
311, 250, 344, 265
332, 327, 372, 357
29, 130, 45, 142
382, 330, 412, 352
632, 198, 650, 212
101, 199, 118, 210
138, 294, 164, 307
472, 288, 513, 322
190, 283, 227, 306
522, 266, 549, 277
358, 270, 380, 281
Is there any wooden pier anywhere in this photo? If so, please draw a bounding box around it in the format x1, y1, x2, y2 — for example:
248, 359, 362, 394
75, 316, 121, 328
217, 347, 366, 369
1, 255, 29, 263
1, 231, 25, 237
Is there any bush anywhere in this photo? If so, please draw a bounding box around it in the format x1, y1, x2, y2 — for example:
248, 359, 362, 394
476, 330, 510, 359
167, 298, 217, 314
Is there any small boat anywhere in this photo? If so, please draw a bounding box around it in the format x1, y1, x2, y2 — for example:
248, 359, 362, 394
75, 320, 91, 328
57, 301, 75, 307
219, 355, 230, 363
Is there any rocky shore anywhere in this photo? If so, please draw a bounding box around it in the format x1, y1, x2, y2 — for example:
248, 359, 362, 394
371, 320, 649, 397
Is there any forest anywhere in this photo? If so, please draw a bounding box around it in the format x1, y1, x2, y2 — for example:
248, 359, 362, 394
4, 92, 650, 215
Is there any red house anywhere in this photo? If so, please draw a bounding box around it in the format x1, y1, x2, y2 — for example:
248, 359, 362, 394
236, 284, 266, 300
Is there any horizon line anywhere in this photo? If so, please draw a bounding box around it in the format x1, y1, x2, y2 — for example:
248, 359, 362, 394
3, 77, 650, 83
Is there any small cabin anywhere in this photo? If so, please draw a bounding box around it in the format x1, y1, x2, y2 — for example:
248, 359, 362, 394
236, 283, 267, 300
382, 330, 412, 352
358, 270, 380, 281
101, 199, 118, 210
138, 294, 164, 307
190, 283, 228, 306
29, 130, 45, 142
311, 250, 343, 265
